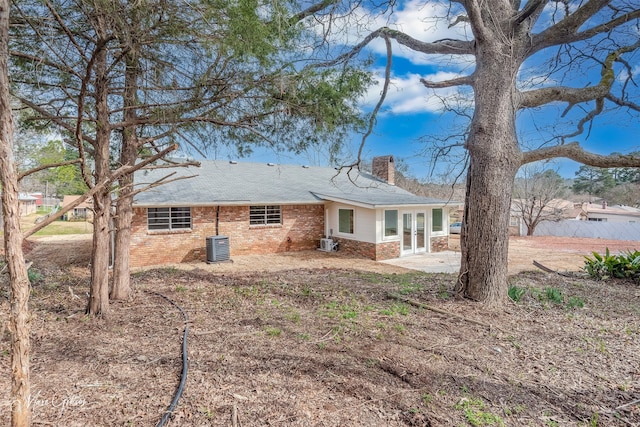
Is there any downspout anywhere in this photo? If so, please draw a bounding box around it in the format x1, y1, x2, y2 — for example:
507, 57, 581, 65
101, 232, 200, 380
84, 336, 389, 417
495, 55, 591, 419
215, 205, 220, 236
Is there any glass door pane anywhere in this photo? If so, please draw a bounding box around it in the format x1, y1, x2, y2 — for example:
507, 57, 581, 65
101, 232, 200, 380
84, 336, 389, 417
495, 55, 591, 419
403, 213, 413, 252
416, 212, 425, 251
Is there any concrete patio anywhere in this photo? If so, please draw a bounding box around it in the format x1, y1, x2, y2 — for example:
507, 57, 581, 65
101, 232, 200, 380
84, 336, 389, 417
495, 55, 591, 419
381, 251, 462, 273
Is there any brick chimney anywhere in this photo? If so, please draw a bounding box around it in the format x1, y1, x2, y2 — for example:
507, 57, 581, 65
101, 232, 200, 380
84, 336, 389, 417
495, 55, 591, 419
372, 155, 395, 185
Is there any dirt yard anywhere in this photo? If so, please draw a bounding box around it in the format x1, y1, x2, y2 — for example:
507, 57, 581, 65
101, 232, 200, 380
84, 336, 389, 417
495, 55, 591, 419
0, 235, 639, 426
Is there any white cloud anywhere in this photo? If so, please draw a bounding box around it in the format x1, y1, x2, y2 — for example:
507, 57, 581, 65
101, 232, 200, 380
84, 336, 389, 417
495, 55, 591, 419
311, 0, 472, 67
360, 70, 469, 115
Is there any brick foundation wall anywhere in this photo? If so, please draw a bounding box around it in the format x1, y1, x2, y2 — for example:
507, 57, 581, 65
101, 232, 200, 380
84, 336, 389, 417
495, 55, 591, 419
333, 238, 376, 260
332, 238, 400, 261
130, 204, 324, 267
375, 241, 400, 260
430, 236, 449, 252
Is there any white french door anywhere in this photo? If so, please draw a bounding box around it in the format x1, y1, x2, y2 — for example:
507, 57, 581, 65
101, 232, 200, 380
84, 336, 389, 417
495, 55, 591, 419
401, 211, 427, 255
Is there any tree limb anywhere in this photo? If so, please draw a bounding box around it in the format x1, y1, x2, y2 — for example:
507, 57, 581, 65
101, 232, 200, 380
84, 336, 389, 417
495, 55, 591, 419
531, 1, 640, 52
462, 0, 488, 42
421, 74, 474, 89
15, 96, 96, 145
521, 141, 640, 167
513, 0, 547, 25
289, 0, 340, 24
385, 27, 474, 55
18, 158, 82, 181
23, 144, 178, 238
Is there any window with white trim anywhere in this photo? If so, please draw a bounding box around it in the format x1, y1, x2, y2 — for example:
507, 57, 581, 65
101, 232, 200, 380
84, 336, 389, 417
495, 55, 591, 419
148, 207, 192, 230
338, 208, 354, 234
432, 208, 443, 232
250, 205, 282, 225
384, 209, 398, 237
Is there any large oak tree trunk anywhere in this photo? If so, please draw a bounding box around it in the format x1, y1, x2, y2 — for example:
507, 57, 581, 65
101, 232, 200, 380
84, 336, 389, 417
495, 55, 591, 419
455, 27, 523, 305
0, 2, 31, 424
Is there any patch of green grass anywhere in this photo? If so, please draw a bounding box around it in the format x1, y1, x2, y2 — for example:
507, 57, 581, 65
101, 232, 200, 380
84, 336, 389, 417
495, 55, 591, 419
567, 296, 584, 309
380, 303, 410, 316
286, 311, 301, 323
265, 327, 281, 337
175, 285, 187, 292
234, 285, 263, 298
422, 393, 432, 407
455, 397, 505, 427
393, 324, 406, 334
503, 404, 526, 416
342, 309, 358, 319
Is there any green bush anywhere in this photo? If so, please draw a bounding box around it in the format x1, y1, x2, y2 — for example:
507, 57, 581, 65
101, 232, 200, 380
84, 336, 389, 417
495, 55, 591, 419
584, 248, 640, 281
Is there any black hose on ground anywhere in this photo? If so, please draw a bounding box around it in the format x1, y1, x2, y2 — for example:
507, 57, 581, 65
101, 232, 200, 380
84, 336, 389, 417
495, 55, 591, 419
147, 291, 189, 427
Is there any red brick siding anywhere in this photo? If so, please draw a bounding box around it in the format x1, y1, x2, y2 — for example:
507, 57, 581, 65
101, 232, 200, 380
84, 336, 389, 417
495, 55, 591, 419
430, 236, 449, 252
130, 204, 324, 267
333, 238, 399, 261
375, 241, 400, 260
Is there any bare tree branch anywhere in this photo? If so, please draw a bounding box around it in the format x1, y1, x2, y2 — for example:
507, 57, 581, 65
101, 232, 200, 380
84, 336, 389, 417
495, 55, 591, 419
18, 158, 81, 181
23, 143, 179, 238
520, 40, 640, 110
462, 0, 488, 42
513, 0, 546, 25
289, 0, 340, 24
522, 141, 640, 167
15, 96, 97, 145
385, 27, 474, 55
532, 1, 640, 52
421, 74, 474, 88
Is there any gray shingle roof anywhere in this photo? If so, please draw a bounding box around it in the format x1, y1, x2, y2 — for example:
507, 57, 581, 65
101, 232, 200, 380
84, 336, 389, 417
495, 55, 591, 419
133, 160, 453, 208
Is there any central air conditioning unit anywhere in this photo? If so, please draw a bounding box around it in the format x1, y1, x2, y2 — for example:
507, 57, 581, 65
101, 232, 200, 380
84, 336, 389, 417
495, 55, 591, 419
319, 238, 335, 252
206, 236, 230, 263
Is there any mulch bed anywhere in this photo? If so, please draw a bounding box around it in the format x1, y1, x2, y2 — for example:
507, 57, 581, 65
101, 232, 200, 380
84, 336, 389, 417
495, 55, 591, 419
0, 240, 639, 426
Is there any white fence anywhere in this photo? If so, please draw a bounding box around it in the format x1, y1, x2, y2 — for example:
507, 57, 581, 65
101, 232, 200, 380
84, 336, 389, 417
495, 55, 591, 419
533, 220, 640, 241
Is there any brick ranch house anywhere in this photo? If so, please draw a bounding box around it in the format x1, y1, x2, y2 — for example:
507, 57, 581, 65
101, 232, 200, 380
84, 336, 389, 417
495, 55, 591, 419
130, 156, 458, 267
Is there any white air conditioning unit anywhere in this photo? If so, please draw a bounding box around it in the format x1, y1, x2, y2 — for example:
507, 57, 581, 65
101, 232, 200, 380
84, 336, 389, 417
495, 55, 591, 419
319, 238, 335, 252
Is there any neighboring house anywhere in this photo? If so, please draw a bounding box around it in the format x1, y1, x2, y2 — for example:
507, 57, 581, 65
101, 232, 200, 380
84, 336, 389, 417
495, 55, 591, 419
130, 156, 459, 267
61, 195, 94, 221
509, 198, 580, 236
18, 193, 38, 216
31, 192, 60, 211
579, 201, 640, 223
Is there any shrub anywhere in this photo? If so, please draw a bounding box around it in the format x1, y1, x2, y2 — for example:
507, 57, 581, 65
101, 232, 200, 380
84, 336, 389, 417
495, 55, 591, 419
508, 285, 526, 302
584, 248, 640, 281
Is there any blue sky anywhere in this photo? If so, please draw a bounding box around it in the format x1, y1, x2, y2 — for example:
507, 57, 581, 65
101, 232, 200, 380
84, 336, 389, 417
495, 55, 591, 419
217, 0, 640, 181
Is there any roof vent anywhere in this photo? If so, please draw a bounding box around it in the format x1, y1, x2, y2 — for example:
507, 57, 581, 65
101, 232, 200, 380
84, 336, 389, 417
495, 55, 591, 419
229, 160, 237, 164
267, 162, 275, 166
302, 165, 309, 168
